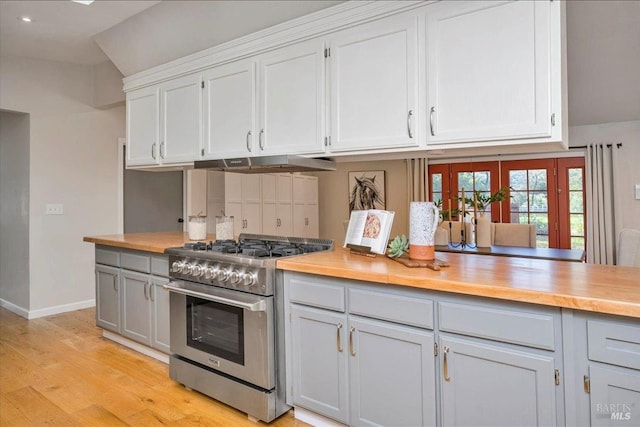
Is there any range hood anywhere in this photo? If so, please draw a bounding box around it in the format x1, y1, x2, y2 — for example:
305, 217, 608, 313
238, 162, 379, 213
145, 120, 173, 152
194, 155, 336, 173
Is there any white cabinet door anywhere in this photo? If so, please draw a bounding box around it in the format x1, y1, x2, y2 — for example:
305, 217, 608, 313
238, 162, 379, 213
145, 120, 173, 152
120, 270, 151, 346
262, 174, 293, 236
328, 12, 420, 153
95, 265, 120, 333
161, 73, 202, 164
427, 0, 553, 144
202, 59, 256, 159
258, 38, 326, 156
150, 277, 170, 354
293, 175, 319, 238
126, 85, 160, 166
225, 173, 262, 235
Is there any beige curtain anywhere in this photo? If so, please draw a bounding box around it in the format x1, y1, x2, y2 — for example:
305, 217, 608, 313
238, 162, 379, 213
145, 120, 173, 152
585, 143, 621, 264
406, 158, 428, 202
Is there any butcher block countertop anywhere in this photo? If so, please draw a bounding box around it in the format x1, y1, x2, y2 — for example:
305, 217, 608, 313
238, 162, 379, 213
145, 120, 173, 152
277, 247, 640, 318
83, 232, 214, 254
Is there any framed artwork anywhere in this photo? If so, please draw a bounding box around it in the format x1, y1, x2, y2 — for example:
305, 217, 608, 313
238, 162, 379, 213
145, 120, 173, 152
348, 170, 386, 212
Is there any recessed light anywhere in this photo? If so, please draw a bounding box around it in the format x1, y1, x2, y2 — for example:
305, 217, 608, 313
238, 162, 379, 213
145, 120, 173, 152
18, 16, 33, 23
71, 0, 95, 5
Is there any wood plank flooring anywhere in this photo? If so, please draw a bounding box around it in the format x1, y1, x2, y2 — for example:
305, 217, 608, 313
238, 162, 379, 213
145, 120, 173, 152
0, 307, 309, 427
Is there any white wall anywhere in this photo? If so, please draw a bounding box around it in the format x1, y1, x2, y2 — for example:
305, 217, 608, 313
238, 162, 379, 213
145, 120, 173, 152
0, 111, 30, 311
0, 55, 125, 317
568, 121, 640, 232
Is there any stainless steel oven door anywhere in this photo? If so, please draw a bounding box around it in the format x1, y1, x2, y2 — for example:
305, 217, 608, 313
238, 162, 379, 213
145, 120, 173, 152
165, 281, 275, 390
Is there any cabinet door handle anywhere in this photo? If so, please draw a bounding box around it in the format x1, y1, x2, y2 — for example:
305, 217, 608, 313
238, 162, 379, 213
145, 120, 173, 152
112, 275, 118, 291
407, 110, 413, 139
337, 323, 344, 353
150, 284, 155, 302
246, 131, 252, 152
443, 346, 451, 382
349, 326, 356, 356
151, 143, 156, 160
144, 282, 149, 300
429, 107, 435, 136
160, 142, 165, 159
259, 129, 265, 150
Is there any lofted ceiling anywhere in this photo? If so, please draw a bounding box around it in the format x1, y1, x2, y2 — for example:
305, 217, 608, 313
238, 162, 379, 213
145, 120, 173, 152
0, 0, 637, 126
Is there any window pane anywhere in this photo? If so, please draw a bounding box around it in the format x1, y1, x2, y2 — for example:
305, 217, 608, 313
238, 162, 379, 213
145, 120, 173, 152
529, 192, 548, 212
537, 235, 549, 248
432, 173, 442, 192
571, 237, 585, 251
569, 192, 583, 213
512, 213, 529, 224
570, 214, 584, 236
458, 172, 473, 191
433, 193, 443, 204
511, 191, 528, 212
569, 168, 583, 191
528, 169, 548, 191
509, 170, 527, 190
530, 213, 549, 235
473, 171, 491, 191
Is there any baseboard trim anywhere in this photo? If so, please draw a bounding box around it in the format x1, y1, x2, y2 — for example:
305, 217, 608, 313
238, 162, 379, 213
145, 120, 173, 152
0, 298, 96, 319
102, 330, 170, 364
293, 407, 347, 427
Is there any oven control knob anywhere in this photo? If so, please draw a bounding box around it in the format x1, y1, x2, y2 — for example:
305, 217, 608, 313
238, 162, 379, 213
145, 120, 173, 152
204, 267, 217, 280
218, 269, 230, 282
192, 264, 204, 278
241, 272, 257, 287
183, 263, 194, 275
171, 261, 185, 273
229, 271, 241, 284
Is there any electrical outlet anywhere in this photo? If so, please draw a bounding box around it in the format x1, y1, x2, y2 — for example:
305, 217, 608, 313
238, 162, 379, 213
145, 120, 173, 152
45, 204, 64, 215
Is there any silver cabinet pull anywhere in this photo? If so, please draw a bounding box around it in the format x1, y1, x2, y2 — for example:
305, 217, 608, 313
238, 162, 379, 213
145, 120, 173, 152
407, 110, 413, 138
151, 143, 156, 160
349, 326, 356, 356
112, 275, 118, 292
337, 323, 344, 353
246, 131, 252, 152
259, 129, 265, 150
160, 142, 165, 159
143, 282, 149, 300
443, 346, 451, 381
429, 107, 435, 136
150, 284, 155, 302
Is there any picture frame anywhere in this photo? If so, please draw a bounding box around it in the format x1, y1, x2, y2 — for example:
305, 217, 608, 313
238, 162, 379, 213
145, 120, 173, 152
348, 170, 386, 212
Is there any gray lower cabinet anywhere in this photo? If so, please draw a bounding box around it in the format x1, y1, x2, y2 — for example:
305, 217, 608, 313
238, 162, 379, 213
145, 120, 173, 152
94, 246, 170, 354
439, 335, 557, 426
95, 265, 120, 332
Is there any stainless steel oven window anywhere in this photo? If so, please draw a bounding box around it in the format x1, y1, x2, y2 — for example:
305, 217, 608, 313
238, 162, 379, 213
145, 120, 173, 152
186, 296, 245, 365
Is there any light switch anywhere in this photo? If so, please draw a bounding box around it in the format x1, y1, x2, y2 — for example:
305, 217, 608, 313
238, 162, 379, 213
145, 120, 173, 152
636, 184, 640, 200
46, 203, 64, 215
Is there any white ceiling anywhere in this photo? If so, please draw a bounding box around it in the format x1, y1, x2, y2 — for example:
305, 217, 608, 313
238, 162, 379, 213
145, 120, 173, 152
0, 0, 160, 65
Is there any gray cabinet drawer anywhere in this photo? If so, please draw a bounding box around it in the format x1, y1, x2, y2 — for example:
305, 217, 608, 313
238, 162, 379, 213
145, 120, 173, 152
587, 319, 640, 370
288, 275, 345, 312
151, 256, 169, 277
349, 288, 433, 329
96, 247, 120, 267
438, 301, 556, 350
121, 251, 151, 273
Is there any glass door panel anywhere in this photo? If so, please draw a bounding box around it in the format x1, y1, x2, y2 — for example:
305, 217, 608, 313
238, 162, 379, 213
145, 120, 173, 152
558, 157, 586, 250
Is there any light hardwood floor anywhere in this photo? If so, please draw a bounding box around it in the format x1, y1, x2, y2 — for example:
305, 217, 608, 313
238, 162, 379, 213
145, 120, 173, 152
0, 307, 309, 427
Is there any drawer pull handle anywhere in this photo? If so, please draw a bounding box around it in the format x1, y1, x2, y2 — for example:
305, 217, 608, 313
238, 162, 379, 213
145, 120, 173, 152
349, 326, 356, 356
429, 107, 435, 136
407, 110, 413, 138
443, 346, 451, 382
144, 283, 149, 300
337, 323, 343, 353
246, 131, 252, 152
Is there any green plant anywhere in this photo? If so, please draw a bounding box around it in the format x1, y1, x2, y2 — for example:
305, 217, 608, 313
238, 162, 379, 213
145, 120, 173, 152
469, 186, 512, 213
387, 235, 409, 258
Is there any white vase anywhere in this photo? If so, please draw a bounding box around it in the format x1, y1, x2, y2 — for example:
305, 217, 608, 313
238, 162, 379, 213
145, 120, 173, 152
476, 213, 491, 248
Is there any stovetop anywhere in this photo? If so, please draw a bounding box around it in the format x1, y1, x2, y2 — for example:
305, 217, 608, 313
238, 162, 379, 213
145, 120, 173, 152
164, 234, 333, 295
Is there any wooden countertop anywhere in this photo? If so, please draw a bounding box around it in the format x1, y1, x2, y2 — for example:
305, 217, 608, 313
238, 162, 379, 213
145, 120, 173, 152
277, 247, 640, 318
83, 232, 215, 254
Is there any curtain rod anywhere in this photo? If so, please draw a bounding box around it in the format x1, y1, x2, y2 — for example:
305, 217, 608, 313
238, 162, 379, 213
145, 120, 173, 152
570, 143, 623, 149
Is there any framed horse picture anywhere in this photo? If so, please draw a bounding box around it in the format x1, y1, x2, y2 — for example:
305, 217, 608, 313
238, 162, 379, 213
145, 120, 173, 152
348, 170, 386, 212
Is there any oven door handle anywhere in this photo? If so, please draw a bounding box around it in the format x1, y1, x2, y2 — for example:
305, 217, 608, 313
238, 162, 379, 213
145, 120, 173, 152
163, 282, 267, 312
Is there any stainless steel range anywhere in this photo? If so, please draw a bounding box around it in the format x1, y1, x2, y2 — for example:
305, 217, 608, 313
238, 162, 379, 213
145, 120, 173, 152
163, 233, 333, 422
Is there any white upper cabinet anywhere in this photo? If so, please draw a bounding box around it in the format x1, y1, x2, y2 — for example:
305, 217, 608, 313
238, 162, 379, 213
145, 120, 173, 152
126, 85, 160, 166
257, 38, 326, 156
202, 59, 256, 159
126, 73, 202, 167
426, 0, 560, 146
327, 11, 421, 153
